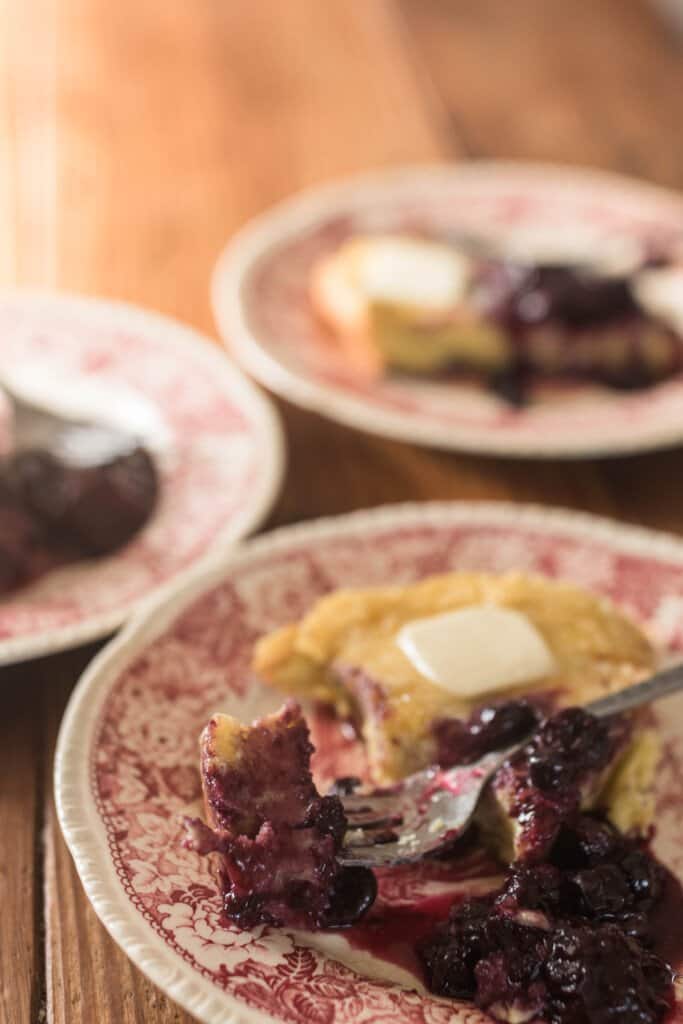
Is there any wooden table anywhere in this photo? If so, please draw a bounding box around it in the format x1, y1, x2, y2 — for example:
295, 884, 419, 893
2, 1, 683, 1020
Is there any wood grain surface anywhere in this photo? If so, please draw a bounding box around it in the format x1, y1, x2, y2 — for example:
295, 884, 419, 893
1, 1, 682, 1021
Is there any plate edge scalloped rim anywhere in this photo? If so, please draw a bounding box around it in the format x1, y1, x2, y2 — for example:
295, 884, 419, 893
0, 288, 286, 667
211, 160, 683, 458
56, 499, 683, 1024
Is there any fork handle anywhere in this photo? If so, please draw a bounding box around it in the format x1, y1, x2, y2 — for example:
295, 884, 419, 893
586, 661, 683, 719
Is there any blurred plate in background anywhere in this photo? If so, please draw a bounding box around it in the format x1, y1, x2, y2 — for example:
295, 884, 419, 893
0, 291, 284, 665
212, 162, 683, 458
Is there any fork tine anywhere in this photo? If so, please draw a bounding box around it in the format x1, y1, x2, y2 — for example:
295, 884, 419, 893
340, 791, 399, 814
340, 791, 397, 807
339, 748, 513, 868
339, 841, 412, 868
343, 811, 401, 828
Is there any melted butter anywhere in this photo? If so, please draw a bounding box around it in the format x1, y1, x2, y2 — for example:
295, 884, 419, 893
396, 604, 557, 699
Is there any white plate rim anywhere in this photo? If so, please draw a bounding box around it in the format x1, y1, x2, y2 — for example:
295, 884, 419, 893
0, 288, 286, 666
56, 499, 683, 1024
211, 160, 683, 459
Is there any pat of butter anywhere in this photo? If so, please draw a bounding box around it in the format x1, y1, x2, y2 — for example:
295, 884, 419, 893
316, 235, 470, 331
396, 605, 557, 698
495, 224, 643, 277
634, 266, 683, 330
356, 236, 470, 312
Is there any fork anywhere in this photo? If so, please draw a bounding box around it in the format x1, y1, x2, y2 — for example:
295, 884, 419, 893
337, 661, 683, 868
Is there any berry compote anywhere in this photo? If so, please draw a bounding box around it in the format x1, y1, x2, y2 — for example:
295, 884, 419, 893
471, 258, 683, 403
420, 707, 675, 1024
433, 699, 541, 767
490, 707, 631, 862
0, 439, 158, 594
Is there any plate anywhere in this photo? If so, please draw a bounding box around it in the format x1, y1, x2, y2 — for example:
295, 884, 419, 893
212, 162, 683, 457
56, 501, 683, 1024
0, 291, 284, 665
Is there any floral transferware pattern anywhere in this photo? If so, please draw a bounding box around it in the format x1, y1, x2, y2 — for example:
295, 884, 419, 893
58, 503, 683, 1024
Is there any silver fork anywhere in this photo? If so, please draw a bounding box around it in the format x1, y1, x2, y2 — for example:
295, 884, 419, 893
338, 662, 683, 868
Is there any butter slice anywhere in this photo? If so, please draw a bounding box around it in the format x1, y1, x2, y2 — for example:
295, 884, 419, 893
633, 266, 683, 330
355, 235, 470, 312
396, 605, 557, 699
495, 224, 644, 276
313, 235, 470, 333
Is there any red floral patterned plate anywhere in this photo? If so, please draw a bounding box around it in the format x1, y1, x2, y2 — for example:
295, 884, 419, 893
56, 502, 683, 1024
0, 291, 284, 665
212, 162, 683, 457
